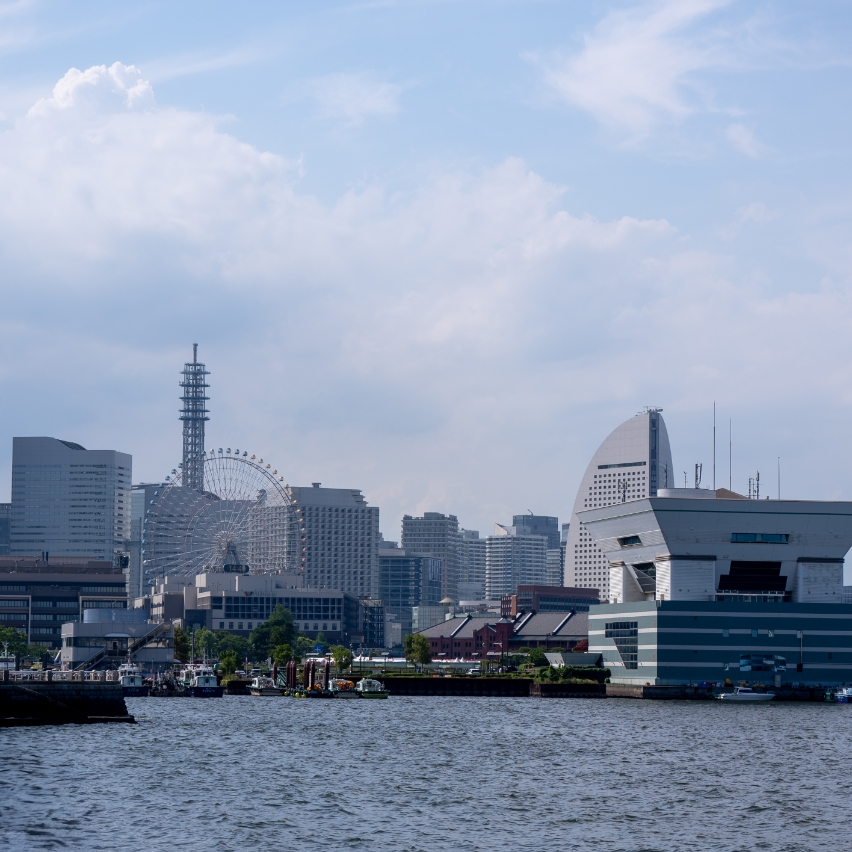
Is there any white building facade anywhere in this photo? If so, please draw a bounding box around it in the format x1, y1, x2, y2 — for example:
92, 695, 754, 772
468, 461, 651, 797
485, 524, 547, 599
458, 529, 486, 599
563, 410, 674, 601
288, 483, 380, 598
10, 437, 132, 564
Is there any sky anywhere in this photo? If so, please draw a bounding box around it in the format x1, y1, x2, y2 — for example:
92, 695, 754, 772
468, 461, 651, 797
1, 0, 852, 542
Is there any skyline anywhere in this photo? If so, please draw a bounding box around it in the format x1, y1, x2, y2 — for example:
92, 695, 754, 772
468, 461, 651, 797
2, 1, 852, 539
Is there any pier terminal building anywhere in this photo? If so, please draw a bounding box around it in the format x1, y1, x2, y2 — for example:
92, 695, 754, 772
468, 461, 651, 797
583, 488, 852, 686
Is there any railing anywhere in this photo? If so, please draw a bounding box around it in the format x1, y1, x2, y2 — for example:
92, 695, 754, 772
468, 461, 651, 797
3, 670, 120, 682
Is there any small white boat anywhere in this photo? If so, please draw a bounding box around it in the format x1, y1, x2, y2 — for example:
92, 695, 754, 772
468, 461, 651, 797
834, 687, 852, 703
249, 676, 283, 696
188, 667, 224, 698
718, 686, 774, 702
354, 678, 389, 699
118, 663, 147, 697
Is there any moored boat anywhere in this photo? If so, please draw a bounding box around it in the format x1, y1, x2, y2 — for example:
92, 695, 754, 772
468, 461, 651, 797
118, 663, 148, 697
249, 676, 283, 696
183, 666, 224, 698
328, 678, 358, 698
718, 686, 774, 702
833, 687, 852, 703
354, 678, 390, 699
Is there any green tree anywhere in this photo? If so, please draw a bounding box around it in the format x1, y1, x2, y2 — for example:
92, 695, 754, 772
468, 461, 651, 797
404, 633, 432, 671
249, 605, 296, 661
0, 626, 27, 660
528, 647, 548, 667
293, 635, 313, 661
219, 651, 240, 677
272, 644, 293, 666
214, 631, 250, 662
329, 645, 353, 674
314, 632, 329, 653
193, 627, 216, 658
174, 625, 190, 662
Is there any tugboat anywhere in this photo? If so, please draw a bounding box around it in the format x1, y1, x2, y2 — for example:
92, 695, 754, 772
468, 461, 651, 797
249, 675, 283, 696
354, 678, 390, 699
118, 662, 148, 697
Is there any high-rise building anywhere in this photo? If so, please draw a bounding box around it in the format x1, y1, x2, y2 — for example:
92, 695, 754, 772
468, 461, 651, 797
485, 523, 547, 599
10, 437, 132, 564
512, 514, 560, 549
458, 529, 486, 599
128, 483, 159, 600
564, 409, 674, 601
378, 541, 442, 635
401, 512, 460, 600
545, 548, 563, 586
0, 503, 10, 554
288, 483, 379, 598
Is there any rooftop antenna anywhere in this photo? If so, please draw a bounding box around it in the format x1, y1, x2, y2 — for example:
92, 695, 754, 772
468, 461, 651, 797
684, 471, 688, 488
729, 418, 732, 490
694, 463, 702, 489
179, 343, 210, 491
713, 402, 716, 490
778, 457, 781, 500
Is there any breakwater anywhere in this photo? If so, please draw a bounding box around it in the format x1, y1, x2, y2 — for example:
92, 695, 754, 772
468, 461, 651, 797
0, 671, 134, 726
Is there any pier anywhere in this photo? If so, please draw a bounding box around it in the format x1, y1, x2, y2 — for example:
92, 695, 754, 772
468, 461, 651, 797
0, 670, 135, 726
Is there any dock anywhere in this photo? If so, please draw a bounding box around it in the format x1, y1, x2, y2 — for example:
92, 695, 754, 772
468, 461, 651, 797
0, 670, 135, 726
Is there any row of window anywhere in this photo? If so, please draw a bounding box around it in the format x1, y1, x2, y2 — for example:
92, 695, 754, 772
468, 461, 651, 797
217, 621, 339, 632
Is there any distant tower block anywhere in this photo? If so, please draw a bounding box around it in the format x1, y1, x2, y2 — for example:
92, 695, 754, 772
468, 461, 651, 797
179, 343, 209, 491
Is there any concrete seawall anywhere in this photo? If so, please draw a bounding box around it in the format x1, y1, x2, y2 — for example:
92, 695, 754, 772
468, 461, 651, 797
0, 677, 135, 726
377, 677, 531, 697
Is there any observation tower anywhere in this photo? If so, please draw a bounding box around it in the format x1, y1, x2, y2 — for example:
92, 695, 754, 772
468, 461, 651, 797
179, 343, 209, 491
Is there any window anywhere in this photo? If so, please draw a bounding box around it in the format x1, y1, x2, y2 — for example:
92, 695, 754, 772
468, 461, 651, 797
722, 629, 729, 638
618, 535, 642, 548
605, 621, 639, 669
731, 533, 789, 544
751, 629, 758, 638
247, 623, 253, 629
238, 622, 243, 630
219, 622, 224, 629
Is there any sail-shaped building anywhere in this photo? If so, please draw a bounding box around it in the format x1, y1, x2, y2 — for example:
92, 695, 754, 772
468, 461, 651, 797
563, 409, 674, 601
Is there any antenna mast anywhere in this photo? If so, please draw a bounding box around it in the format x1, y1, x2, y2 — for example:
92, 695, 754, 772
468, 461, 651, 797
713, 402, 716, 490
179, 343, 210, 491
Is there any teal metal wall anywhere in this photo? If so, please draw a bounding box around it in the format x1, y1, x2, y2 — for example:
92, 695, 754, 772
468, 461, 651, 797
589, 601, 852, 686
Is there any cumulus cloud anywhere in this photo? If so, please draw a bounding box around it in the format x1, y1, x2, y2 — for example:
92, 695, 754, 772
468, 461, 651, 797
306, 71, 403, 125
534, 0, 733, 140
1, 62, 850, 532
28, 62, 154, 116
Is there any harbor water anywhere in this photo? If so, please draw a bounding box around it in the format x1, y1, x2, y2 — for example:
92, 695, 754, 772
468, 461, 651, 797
2, 696, 850, 851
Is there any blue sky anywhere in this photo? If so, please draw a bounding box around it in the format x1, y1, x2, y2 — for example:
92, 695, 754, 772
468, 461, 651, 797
1, 0, 852, 540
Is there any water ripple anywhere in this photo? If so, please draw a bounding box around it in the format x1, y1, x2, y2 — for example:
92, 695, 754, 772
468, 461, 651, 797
0, 697, 848, 851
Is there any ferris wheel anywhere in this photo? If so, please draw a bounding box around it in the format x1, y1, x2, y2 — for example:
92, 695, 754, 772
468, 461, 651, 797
142, 448, 302, 580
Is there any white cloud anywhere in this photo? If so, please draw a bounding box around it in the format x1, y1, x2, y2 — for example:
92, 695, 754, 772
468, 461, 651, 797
28, 62, 154, 116
306, 71, 403, 125
726, 122, 768, 157
1, 63, 851, 532
534, 0, 733, 140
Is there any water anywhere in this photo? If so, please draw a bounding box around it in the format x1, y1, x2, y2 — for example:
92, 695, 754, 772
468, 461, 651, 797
1, 696, 849, 851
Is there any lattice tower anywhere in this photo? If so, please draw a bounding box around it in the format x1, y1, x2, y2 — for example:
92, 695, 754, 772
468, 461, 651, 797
179, 343, 209, 491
